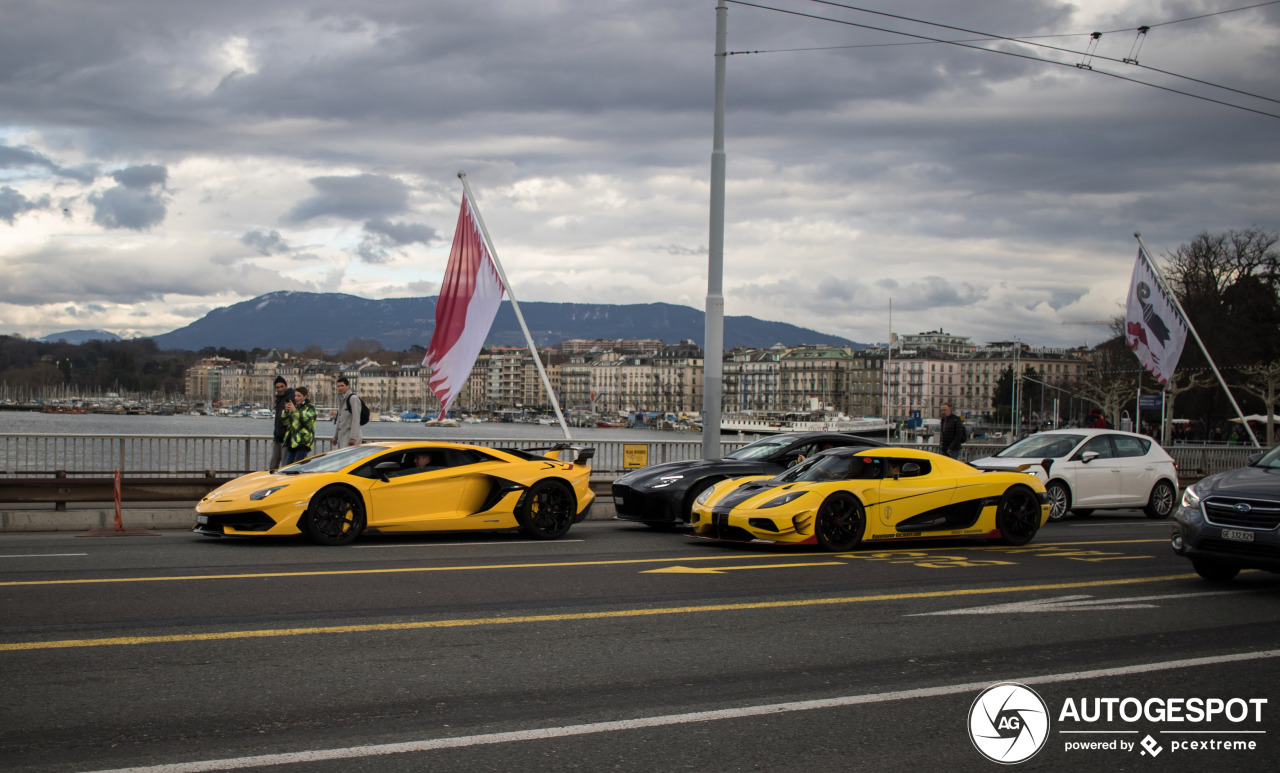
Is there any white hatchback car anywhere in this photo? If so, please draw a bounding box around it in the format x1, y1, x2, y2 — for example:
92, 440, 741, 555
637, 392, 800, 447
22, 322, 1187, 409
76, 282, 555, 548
970, 429, 1179, 521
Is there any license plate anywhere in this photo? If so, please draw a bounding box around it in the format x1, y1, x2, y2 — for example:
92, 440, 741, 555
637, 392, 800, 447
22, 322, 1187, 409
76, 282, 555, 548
1221, 528, 1254, 542
613, 496, 625, 507
196, 515, 208, 525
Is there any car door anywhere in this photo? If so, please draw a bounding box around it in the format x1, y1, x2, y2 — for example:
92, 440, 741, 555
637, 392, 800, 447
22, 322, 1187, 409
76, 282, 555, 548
365, 448, 471, 530
1069, 435, 1122, 507
874, 457, 956, 531
1110, 434, 1158, 505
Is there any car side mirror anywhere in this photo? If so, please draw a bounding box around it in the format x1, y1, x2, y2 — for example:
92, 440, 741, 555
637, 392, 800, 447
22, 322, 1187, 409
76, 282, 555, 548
1247, 453, 1263, 466
1079, 451, 1100, 464
374, 461, 399, 482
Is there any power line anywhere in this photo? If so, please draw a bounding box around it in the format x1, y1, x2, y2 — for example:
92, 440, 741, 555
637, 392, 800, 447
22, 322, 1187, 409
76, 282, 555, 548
722, 0, 1280, 119
801, 1, 1280, 106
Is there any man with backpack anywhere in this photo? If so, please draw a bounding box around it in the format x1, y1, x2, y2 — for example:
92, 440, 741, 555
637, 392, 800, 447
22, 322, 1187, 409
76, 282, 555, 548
334, 376, 366, 448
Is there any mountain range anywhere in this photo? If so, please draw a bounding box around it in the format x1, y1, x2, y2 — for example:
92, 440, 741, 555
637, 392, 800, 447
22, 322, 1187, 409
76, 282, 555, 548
117, 291, 867, 352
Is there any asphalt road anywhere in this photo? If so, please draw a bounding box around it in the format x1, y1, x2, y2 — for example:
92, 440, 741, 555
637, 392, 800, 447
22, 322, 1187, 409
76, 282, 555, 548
2, 512, 1279, 772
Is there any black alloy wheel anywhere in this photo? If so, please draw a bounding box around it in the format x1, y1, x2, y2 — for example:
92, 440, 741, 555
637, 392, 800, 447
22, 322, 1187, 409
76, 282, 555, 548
994, 485, 1041, 546
1144, 480, 1177, 519
1045, 481, 1071, 522
677, 479, 718, 527
814, 492, 866, 552
306, 486, 366, 546
517, 480, 576, 539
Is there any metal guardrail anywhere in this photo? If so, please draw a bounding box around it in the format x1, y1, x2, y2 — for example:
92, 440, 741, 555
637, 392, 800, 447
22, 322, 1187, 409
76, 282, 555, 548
0, 433, 1263, 508
0, 434, 756, 478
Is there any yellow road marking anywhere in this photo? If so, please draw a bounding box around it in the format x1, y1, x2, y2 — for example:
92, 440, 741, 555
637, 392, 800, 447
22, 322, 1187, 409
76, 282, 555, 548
0, 539, 1168, 587
644, 562, 845, 574
0, 573, 1196, 652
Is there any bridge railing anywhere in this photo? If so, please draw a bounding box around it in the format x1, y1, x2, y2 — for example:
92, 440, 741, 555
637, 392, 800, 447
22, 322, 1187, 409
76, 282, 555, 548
0, 433, 1263, 505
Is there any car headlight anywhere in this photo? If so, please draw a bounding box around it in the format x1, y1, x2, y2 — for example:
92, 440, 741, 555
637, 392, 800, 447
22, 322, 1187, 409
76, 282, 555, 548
1180, 484, 1202, 510
760, 491, 807, 509
249, 485, 288, 501
648, 474, 684, 489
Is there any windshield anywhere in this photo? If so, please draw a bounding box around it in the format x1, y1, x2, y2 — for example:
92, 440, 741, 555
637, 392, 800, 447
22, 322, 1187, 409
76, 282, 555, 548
995, 433, 1085, 459
725, 434, 804, 460
1256, 445, 1280, 469
277, 445, 385, 474
774, 454, 883, 483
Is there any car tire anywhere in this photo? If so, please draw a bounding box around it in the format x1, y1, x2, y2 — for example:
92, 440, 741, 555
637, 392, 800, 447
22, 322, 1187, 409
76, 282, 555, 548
1143, 480, 1177, 519
1191, 558, 1241, 582
516, 480, 576, 540
994, 485, 1041, 546
305, 485, 366, 546
814, 492, 866, 552
680, 479, 718, 526
1046, 481, 1071, 521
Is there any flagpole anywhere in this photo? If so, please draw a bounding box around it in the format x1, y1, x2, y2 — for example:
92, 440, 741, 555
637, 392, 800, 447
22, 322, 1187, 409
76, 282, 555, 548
1134, 232, 1258, 447
458, 171, 572, 440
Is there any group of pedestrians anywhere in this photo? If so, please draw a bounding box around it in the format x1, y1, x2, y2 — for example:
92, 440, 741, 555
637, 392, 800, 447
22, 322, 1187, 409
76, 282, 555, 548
268, 375, 365, 470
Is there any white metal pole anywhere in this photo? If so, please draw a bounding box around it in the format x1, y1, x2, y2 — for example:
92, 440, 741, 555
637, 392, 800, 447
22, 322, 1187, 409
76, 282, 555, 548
886, 298, 892, 443
702, 0, 728, 460
457, 171, 571, 440
1134, 233, 1259, 446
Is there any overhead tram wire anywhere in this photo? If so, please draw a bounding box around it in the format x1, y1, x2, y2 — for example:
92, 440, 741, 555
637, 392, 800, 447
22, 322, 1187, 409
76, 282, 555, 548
723, 0, 1280, 120
798, 0, 1280, 107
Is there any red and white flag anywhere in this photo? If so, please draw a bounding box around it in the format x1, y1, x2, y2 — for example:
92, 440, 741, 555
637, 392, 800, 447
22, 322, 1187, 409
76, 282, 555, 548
423, 193, 505, 417
1124, 247, 1188, 385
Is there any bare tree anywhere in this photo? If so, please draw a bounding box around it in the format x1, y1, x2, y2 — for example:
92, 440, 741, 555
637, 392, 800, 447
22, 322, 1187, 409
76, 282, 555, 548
1076, 336, 1140, 428
1162, 369, 1215, 442
1237, 362, 1280, 446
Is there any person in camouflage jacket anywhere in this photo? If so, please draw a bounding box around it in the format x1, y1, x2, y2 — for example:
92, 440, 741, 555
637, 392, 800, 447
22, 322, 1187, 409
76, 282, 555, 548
283, 386, 317, 465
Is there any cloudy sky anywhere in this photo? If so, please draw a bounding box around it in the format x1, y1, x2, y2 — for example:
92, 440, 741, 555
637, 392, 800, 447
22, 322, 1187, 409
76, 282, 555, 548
2, 0, 1278, 349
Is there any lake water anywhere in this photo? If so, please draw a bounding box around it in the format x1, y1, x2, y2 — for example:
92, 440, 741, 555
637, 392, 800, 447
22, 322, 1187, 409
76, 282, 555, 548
0, 411, 697, 442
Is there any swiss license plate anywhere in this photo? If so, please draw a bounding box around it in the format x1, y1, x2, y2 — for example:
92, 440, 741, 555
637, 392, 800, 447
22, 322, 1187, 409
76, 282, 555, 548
1221, 528, 1254, 542
613, 496, 624, 507
196, 515, 208, 525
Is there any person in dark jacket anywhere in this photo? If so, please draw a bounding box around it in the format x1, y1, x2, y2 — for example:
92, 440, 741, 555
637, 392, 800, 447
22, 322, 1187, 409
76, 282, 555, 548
268, 376, 295, 470
938, 402, 966, 458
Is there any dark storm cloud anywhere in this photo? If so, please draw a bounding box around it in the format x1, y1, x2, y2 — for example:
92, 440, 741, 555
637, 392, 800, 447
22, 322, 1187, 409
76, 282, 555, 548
240, 229, 291, 256
0, 144, 97, 183
364, 218, 437, 246
88, 164, 170, 230
284, 174, 412, 223
0, 186, 49, 223
355, 217, 435, 264
110, 164, 168, 189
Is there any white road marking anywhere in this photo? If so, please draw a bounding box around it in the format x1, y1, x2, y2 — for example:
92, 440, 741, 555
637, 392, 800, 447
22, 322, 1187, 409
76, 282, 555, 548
0, 553, 88, 558
82, 649, 1280, 773
910, 589, 1254, 616
351, 540, 584, 549
1068, 522, 1171, 527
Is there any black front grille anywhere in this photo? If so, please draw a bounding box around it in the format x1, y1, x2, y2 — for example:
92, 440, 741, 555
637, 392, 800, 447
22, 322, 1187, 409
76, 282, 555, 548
202, 511, 277, 531
710, 512, 755, 542
1197, 538, 1280, 559
611, 484, 649, 516
1203, 497, 1280, 530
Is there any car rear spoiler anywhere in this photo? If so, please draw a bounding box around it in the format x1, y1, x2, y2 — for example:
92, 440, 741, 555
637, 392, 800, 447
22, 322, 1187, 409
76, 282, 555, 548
518, 444, 596, 466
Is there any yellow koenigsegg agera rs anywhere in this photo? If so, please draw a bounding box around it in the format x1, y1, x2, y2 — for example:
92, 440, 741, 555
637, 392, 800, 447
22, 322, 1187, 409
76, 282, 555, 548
194, 441, 595, 545
690, 446, 1049, 550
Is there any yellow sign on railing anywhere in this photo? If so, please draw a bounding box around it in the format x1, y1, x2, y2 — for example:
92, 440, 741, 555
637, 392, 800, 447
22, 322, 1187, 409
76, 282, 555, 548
623, 444, 648, 469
